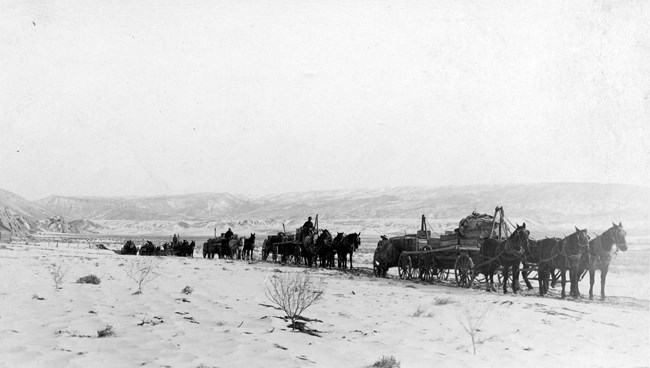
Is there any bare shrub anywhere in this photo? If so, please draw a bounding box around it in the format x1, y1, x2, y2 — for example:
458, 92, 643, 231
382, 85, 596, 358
457, 304, 491, 354
182, 285, 193, 295
264, 272, 325, 330
97, 325, 115, 338
77, 274, 101, 285
48, 263, 69, 290
371, 355, 400, 368
124, 258, 160, 294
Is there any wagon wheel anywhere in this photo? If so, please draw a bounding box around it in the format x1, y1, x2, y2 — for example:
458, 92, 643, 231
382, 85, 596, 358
454, 253, 475, 288
406, 256, 414, 280
422, 258, 436, 282
398, 254, 408, 279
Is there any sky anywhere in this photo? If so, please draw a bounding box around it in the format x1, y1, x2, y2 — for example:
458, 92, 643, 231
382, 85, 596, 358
1, 0, 649, 200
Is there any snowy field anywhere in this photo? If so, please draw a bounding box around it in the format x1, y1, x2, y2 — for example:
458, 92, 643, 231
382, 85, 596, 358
0, 237, 647, 368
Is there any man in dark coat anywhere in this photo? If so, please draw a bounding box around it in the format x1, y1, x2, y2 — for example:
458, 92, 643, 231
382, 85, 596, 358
302, 217, 314, 239
222, 228, 234, 250
303, 217, 314, 230
225, 228, 233, 241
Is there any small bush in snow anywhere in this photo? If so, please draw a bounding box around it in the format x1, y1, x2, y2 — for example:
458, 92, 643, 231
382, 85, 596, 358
372, 355, 400, 368
97, 325, 115, 338
48, 263, 69, 290
77, 275, 101, 285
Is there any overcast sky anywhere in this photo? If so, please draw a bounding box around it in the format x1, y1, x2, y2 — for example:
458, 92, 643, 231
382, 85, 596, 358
1, 0, 648, 200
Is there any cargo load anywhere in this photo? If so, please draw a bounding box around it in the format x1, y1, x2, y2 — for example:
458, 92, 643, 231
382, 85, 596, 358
457, 211, 495, 239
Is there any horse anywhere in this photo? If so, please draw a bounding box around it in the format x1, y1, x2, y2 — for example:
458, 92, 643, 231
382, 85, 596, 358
538, 227, 590, 298
203, 238, 221, 259
229, 236, 244, 259
579, 222, 627, 300
299, 229, 319, 267
373, 234, 421, 277
315, 229, 334, 268
373, 235, 394, 277
243, 233, 256, 261
186, 240, 196, 257
335, 232, 361, 269
479, 223, 530, 293
262, 232, 286, 261
120, 240, 138, 255
139, 240, 158, 256
173, 239, 195, 257
523, 237, 560, 295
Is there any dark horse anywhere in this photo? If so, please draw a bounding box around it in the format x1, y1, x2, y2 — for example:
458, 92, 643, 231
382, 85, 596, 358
479, 223, 530, 293
579, 222, 627, 300
262, 232, 286, 261
335, 232, 361, 269
243, 233, 256, 261
120, 240, 138, 255
174, 239, 195, 257
315, 229, 334, 268
523, 237, 560, 296
203, 238, 220, 259
139, 240, 160, 256
538, 227, 590, 298
373, 235, 419, 277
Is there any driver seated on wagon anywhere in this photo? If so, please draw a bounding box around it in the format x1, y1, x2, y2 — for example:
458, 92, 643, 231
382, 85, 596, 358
301, 216, 314, 239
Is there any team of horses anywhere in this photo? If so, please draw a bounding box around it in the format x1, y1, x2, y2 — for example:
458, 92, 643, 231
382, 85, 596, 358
202, 234, 256, 260
261, 229, 361, 270
118, 238, 196, 257
374, 222, 627, 300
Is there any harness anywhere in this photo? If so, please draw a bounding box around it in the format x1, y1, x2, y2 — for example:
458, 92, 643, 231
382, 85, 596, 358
476, 230, 527, 269
590, 227, 624, 265
533, 233, 586, 267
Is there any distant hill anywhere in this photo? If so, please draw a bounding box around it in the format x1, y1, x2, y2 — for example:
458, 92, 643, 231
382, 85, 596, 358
2, 183, 649, 238
0, 188, 59, 235
36, 193, 253, 221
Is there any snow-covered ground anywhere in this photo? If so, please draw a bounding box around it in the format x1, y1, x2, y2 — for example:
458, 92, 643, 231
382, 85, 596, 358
0, 239, 647, 367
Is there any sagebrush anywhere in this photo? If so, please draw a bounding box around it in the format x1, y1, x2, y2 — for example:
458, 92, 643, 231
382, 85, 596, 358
97, 325, 115, 338
48, 263, 69, 290
372, 355, 400, 368
124, 258, 160, 294
264, 272, 324, 330
77, 274, 101, 285
457, 304, 491, 354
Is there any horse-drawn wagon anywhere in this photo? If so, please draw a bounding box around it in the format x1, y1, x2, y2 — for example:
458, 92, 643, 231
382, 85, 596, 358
262, 215, 320, 265
261, 215, 361, 269
203, 231, 244, 259
375, 207, 525, 290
